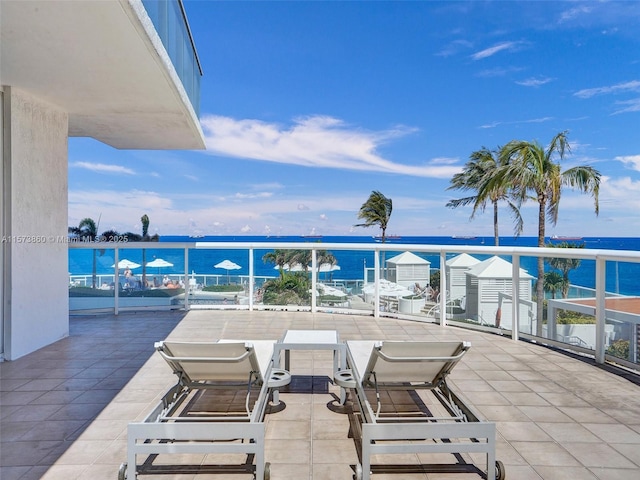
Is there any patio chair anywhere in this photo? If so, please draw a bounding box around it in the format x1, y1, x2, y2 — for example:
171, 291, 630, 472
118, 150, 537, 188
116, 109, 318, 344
120, 340, 290, 480
335, 340, 503, 480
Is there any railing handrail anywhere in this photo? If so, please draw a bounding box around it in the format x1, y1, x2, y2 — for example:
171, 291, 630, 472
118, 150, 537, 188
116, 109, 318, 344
69, 240, 640, 264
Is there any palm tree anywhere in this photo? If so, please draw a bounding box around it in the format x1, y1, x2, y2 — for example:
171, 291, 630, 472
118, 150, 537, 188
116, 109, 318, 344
77, 218, 98, 288
446, 147, 523, 246
484, 131, 600, 335
354, 190, 393, 242
355, 191, 393, 278
543, 271, 565, 300
262, 249, 289, 278
141, 214, 149, 288
545, 242, 584, 298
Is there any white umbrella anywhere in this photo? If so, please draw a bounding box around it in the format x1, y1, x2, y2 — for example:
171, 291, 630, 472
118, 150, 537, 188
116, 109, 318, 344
146, 258, 174, 280
274, 263, 340, 273
215, 259, 241, 283
146, 258, 173, 268
111, 259, 141, 269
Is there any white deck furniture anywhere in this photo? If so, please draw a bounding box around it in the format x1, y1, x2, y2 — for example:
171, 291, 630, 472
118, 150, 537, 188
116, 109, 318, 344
337, 340, 502, 480
122, 340, 290, 480
272, 329, 347, 404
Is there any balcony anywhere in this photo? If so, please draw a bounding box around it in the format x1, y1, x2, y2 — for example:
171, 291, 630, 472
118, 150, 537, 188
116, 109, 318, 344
141, 0, 203, 117
68, 240, 640, 371
2, 309, 640, 479
0, 0, 205, 149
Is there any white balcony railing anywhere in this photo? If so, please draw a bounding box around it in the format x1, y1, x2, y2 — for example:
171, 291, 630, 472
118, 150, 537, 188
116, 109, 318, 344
69, 240, 640, 372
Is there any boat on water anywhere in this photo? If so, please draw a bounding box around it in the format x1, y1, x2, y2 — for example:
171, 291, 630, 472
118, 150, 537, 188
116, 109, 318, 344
373, 234, 401, 242
550, 235, 583, 241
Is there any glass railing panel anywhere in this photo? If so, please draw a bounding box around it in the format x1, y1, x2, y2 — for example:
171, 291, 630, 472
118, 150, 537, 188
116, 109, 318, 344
69, 248, 116, 311
184, 247, 250, 308
141, 0, 202, 116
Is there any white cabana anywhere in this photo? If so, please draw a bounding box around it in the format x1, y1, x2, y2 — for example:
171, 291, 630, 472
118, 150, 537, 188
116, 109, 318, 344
446, 253, 480, 301
464, 256, 534, 329
385, 251, 430, 289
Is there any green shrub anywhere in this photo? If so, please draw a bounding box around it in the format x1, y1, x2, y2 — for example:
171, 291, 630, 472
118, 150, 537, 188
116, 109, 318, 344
607, 340, 630, 360
556, 310, 596, 324
202, 285, 244, 293
69, 287, 182, 297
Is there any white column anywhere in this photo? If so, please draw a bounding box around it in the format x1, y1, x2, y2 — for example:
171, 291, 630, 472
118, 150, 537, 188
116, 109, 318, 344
3, 87, 69, 360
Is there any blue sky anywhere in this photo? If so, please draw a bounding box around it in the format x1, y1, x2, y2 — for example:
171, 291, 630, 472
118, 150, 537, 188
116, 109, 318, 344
68, 1, 640, 238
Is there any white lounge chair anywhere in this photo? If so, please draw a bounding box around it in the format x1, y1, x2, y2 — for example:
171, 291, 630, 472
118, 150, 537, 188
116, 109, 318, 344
335, 340, 503, 480
121, 341, 290, 480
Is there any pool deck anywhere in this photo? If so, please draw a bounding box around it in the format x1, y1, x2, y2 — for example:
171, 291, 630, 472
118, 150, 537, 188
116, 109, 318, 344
2, 310, 640, 480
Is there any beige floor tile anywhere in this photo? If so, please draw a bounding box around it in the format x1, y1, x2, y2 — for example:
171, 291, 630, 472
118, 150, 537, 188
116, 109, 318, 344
583, 422, 640, 444
511, 441, 581, 467
563, 442, 637, 469
536, 422, 602, 443
498, 422, 553, 442
532, 465, 597, 479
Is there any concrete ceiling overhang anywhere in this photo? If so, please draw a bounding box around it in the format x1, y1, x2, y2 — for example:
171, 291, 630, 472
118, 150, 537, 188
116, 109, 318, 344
0, 0, 205, 150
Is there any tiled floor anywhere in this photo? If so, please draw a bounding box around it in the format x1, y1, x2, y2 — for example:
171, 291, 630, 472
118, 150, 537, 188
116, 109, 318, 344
2, 309, 640, 480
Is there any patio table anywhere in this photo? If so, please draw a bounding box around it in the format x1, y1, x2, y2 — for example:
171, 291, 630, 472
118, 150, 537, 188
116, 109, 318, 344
272, 329, 347, 404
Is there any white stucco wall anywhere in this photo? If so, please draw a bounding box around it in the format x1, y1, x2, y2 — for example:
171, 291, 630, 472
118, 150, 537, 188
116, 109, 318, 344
5, 87, 69, 360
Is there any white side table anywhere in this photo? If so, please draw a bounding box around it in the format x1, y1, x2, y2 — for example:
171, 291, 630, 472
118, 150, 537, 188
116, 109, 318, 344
272, 329, 347, 404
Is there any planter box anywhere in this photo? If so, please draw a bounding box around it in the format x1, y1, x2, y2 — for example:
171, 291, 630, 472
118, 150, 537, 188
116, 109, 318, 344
399, 296, 425, 314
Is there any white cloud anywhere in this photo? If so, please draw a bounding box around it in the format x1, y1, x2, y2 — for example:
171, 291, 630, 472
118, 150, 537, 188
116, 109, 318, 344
297, 204, 310, 211
574, 80, 640, 99
240, 225, 252, 233
478, 117, 553, 129
612, 98, 640, 115
430, 157, 459, 165
436, 39, 473, 57
234, 192, 273, 199
471, 41, 522, 60
475, 66, 525, 78
319, 214, 328, 221
516, 77, 553, 87
615, 155, 640, 171
70, 161, 135, 175
558, 5, 593, 24
600, 176, 640, 209
200, 115, 461, 178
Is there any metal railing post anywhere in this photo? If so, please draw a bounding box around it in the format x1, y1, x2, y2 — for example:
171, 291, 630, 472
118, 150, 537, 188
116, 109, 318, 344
184, 247, 189, 311
440, 251, 446, 327
311, 250, 317, 312
114, 248, 119, 315
249, 248, 254, 311
374, 250, 380, 318
595, 257, 606, 364
512, 254, 520, 341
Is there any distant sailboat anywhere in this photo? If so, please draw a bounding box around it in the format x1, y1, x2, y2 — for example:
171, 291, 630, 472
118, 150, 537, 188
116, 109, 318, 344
550, 235, 583, 241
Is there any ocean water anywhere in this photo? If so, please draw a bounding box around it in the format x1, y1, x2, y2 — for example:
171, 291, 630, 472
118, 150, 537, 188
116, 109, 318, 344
68, 236, 640, 295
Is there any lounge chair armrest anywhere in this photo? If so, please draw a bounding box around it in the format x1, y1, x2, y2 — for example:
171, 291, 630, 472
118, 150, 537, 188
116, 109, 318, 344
375, 350, 467, 363
157, 349, 253, 364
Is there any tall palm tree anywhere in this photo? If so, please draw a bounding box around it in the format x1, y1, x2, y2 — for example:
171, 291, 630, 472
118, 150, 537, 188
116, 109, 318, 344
355, 191, 393, 278
484, 131, 600, 335
545, 242, 584, 298
446, 147, 523, 246
141, 214, 149, 288
78, 218, 98, 288
543, 271, 565, 300
262, 249, 289, 278
354, 190, 393, 242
